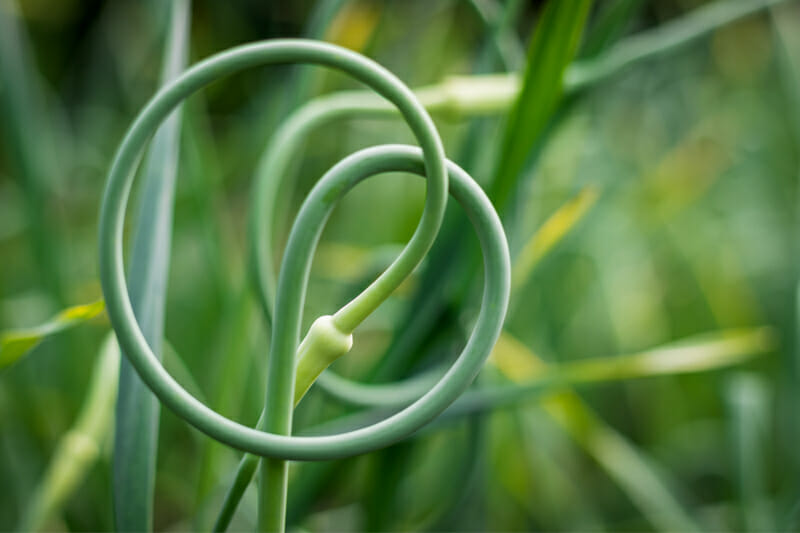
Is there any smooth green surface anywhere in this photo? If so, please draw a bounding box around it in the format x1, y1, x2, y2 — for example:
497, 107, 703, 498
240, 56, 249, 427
112, 1, 190, 530
1, 0, 792, 530
490, 0, 592, 212
240, 0, 791, 423
98, 38, 509, 531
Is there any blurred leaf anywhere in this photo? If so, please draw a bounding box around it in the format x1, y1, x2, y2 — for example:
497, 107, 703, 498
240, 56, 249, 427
285, 0, 351, 111
770, 13, 800, 522
466, 0, 526, 70
580, 0, 644, 58
512, 186, 599, 290
490, 0, 592, 210
0, 300, 105, 370
325, 0, 381, 52
0, 0, 65, 301
163, 340, 207, 405
490, 327, 774, 389
19, 333, 120, 532
489, 327, 775, 530
112, 1, 190, 530
489, 331, 547, 380
771, 2, 800, 132
726, 373, 774, 532
642, 118, 730, 220
543, 392, 699, 531
566, 0, 790, 89
562, 328, 774, 383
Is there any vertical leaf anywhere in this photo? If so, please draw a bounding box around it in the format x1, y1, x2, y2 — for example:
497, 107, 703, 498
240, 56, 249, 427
0, 0, 65, 302
112, 1, 190, 530
490, 0, 593, 210
579, 0, 644, 59
769, 4, 800, 521
19, 334, 120, 532
726, 374, 773, 531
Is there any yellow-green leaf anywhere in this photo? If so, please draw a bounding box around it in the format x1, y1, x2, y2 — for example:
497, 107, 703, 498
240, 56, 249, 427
0, 300, 105, 369
489, 327, 774, 385
512, 186, 599, 290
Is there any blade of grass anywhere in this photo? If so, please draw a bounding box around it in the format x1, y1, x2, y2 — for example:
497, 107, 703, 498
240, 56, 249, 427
284, 0, 348, 111
542, 391, 700, 531
0, 301, 105, 370
466, 0, 525, 69
490, 330, 735, 531
434, 330, 769, 531
0, 0, 66, 302
112, 2, 190, 530
511, 186, 599, 291
181, 90, 257, 529
489, 0, 592, 211
194, 285, 259, 529
440, 326, 775, 418
726, 373, 773, 531
769, 4, 800, 521
566, 0, 790, 89
579, 0, 644, 59
491, 328, 775, 386
18, 333, 120, 532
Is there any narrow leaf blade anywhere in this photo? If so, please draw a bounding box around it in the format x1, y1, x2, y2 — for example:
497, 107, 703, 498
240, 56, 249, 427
490, 0, 593, 210
0, 300, 105, 369
112, 2, 190, 530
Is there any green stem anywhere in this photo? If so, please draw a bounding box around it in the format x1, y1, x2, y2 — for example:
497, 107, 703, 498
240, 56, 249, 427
99, 42, 512, 533
248, 0, 789, 343
112, 2, 190, 529
214, 3, 790, 526
212, 323, 771, 531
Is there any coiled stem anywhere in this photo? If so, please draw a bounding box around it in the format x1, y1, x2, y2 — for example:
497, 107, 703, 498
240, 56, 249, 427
98, 40, 510, 532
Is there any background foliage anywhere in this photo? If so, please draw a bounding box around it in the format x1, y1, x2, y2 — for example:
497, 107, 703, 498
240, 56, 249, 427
1, 0, 799, 531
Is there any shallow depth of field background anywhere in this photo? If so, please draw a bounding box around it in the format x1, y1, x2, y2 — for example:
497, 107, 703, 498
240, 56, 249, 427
1, 0, 799, 531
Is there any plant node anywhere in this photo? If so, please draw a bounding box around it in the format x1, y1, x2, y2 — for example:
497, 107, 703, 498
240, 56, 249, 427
293, 315, 353, 404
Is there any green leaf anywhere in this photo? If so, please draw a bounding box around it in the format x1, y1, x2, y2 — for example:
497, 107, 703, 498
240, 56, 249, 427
580, 0, 644, 58
19, 333, 120, 532
490, 0, 593, 210
726, 373, 774, 531
112, 2, 190, 531
543, 391, 700, 532
0, 300, 105, 369
487, 327, 774, 531
0, 0, 65, 301
490, 327, 774, 390
511, 186, 599, 290
566, 0, 790, 90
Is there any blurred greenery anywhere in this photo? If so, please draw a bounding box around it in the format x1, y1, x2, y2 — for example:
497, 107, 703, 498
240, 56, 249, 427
1, 0, 798, 531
